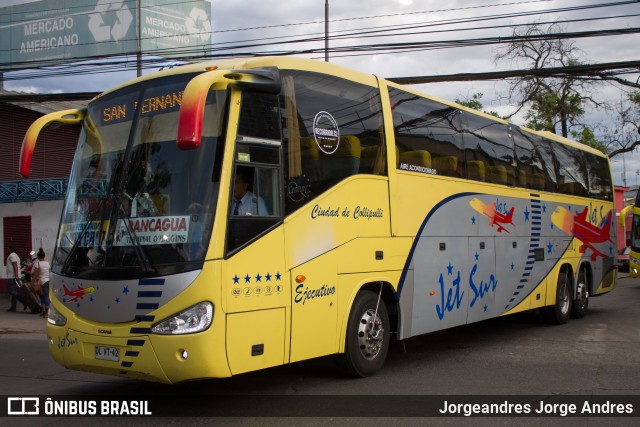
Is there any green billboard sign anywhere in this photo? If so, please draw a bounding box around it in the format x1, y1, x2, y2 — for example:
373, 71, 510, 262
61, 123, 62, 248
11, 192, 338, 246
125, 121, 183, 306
0, 0, 212, 71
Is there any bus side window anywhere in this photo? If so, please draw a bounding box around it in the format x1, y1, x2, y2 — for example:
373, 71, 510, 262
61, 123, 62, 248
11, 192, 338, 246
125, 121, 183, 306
553, 142, 588, 197
389, 87, 465, 177
281, 70, 386, 215
512, 127, 547, 191
462, 115, 515, 186
586, 153, 613, 201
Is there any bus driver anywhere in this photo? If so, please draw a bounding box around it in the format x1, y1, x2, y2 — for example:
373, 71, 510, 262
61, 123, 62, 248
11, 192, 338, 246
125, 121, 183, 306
232, 168, 268, 216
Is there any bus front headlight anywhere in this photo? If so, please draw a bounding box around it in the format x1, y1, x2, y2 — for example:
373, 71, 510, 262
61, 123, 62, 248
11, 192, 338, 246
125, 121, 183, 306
47, 305, 67, 326
151, 302, 213, 335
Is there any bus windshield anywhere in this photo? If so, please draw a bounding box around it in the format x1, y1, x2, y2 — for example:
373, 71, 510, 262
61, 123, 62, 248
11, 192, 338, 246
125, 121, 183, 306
54, 73, 228, 279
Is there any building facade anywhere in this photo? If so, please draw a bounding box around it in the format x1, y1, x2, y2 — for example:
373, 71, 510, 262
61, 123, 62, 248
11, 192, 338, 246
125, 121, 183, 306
1, 93, 86, 291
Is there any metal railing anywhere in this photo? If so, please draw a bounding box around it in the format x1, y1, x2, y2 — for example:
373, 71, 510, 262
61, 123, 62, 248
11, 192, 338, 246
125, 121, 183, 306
0, 179, 67, 203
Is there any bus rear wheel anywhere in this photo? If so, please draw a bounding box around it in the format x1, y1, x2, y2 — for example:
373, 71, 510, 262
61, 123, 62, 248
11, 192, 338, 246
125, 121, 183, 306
571, 268, 589, 319
342, 290, 390, 377
542, 269, 572, 325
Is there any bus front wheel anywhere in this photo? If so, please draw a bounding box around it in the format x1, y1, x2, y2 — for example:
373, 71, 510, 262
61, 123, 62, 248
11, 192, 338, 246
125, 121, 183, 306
342, 290, 390, 377
542, 269, 572, 325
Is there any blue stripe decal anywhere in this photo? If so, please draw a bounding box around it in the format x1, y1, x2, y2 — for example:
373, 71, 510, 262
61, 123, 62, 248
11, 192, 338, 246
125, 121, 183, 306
129, 328, 151, 334
136, 303, 159, 310
125, 351, 139, 357
121, 361, 133, 368
137, 291, 162, 298
135, 315, 155, 322
127, 339, 145, 346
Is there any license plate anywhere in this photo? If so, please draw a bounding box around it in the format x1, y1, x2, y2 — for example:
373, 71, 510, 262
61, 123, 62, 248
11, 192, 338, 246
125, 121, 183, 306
95, 345, 120, 362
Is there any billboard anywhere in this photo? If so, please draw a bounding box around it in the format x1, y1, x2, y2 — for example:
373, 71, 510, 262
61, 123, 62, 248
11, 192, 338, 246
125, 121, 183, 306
0, 0, 212, 71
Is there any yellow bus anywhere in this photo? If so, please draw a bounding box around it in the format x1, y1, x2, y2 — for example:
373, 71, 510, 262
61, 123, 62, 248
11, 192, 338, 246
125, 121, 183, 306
619, 188, 640, 277
20, 57, 616, 383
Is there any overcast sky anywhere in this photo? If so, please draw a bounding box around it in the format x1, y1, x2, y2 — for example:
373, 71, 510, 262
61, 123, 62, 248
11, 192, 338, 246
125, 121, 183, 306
2, 0, 639, 185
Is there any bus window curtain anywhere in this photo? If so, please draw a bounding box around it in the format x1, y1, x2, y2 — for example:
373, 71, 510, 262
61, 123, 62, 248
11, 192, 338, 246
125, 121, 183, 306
373, 126, 387, 175
370, 95, 386, 175
283, 76, 302, 178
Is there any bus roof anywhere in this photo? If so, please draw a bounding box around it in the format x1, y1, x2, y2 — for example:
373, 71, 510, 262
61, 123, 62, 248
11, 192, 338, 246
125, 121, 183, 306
95, 56, 608, 160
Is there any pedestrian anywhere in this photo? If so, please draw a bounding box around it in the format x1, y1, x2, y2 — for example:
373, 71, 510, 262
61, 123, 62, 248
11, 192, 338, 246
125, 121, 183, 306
5, 246, 20, 312
31, 248, 51, 318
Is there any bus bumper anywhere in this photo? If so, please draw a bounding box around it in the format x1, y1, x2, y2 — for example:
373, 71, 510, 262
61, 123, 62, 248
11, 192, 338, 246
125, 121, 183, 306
46, 316, 231, 384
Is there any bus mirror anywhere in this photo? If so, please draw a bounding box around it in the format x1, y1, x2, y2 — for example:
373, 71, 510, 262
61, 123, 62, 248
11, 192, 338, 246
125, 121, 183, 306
619, 204, 633, 228
223, 67, 281, 95
20, 108, 85, 178
177, 67, 281, 150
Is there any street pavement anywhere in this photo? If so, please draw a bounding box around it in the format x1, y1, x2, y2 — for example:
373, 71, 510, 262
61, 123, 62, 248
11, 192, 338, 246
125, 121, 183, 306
0, 293, 47, 334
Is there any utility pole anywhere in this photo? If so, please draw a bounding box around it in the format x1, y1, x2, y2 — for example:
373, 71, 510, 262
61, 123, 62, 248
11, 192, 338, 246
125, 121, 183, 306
325, 0, 329, 62
137, 0, 142, 77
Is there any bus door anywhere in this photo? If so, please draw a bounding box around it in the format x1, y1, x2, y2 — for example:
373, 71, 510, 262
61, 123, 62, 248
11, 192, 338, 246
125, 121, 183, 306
222, 91, 290, 375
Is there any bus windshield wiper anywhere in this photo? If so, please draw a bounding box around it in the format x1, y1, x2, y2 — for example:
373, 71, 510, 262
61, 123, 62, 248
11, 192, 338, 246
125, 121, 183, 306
60, 194, 109, 276
115, 199, 156, 274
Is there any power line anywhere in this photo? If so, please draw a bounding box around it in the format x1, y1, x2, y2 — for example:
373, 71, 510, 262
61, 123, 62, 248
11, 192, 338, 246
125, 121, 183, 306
387, 60, 640, 84
0, 1, 636, 67
1, 60, 638, 103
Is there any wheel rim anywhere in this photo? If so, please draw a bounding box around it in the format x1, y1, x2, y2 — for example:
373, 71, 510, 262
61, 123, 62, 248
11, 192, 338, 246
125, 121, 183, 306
357, 308, 385, 360
575, 278, 588, 310
559, 277, 570, 316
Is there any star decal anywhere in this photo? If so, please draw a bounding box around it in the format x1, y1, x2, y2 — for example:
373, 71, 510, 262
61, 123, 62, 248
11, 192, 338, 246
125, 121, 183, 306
255, 273, 262, 282
233, 275, 240, 284
474, 252, 480, 261
244, 274, 251, 284
547, 242, 553, 254
446, 262, 453, 275
122, 285, 129, 295
524, 207, 530, 222
511, 262, 515, 270
275, 272, 282, 281
265, 273, 272, 281
471, 216, 476, 225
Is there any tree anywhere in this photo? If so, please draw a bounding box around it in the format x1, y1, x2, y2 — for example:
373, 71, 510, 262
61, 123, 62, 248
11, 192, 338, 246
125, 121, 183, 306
603, 92, 640, 158
494, 23, 599, 138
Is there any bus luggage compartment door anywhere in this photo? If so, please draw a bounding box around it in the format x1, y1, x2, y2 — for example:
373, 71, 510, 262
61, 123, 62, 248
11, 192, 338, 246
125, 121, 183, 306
226, 308, 286, 375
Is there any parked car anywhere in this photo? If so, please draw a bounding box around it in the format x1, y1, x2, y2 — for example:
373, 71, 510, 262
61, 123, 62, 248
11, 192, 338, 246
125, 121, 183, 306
618, 246, 631, 272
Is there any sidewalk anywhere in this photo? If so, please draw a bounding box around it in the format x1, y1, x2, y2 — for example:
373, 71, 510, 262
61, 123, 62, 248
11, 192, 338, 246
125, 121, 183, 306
0, 293, 47, 333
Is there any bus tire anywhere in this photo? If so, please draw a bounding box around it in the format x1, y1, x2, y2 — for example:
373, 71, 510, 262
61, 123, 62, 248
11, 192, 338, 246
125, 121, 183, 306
342, 290, 390, 377
571, 267, 589, 319
542, 269, 572, 325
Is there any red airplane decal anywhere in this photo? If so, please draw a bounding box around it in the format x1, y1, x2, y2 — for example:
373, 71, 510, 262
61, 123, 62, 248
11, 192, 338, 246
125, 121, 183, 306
470, 198, 515, 233
551, 206, 613, 261
63, 284, 96, 303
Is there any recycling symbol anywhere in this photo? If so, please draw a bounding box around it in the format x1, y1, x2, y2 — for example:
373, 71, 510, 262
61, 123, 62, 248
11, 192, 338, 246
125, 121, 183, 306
88, 0, 133, 42
185, 7, 212, 42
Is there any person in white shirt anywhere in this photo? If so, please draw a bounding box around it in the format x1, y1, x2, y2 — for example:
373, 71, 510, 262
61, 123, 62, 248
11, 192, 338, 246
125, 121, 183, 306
5, 246, 20, 312
32, 248, 51, 318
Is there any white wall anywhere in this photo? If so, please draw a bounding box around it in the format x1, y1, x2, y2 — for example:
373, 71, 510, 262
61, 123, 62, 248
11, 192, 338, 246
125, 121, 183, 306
1, 200, 63, 278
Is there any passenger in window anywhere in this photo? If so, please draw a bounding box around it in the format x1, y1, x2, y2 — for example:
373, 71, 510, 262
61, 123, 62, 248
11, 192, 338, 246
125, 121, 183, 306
232, 168, 268, 216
